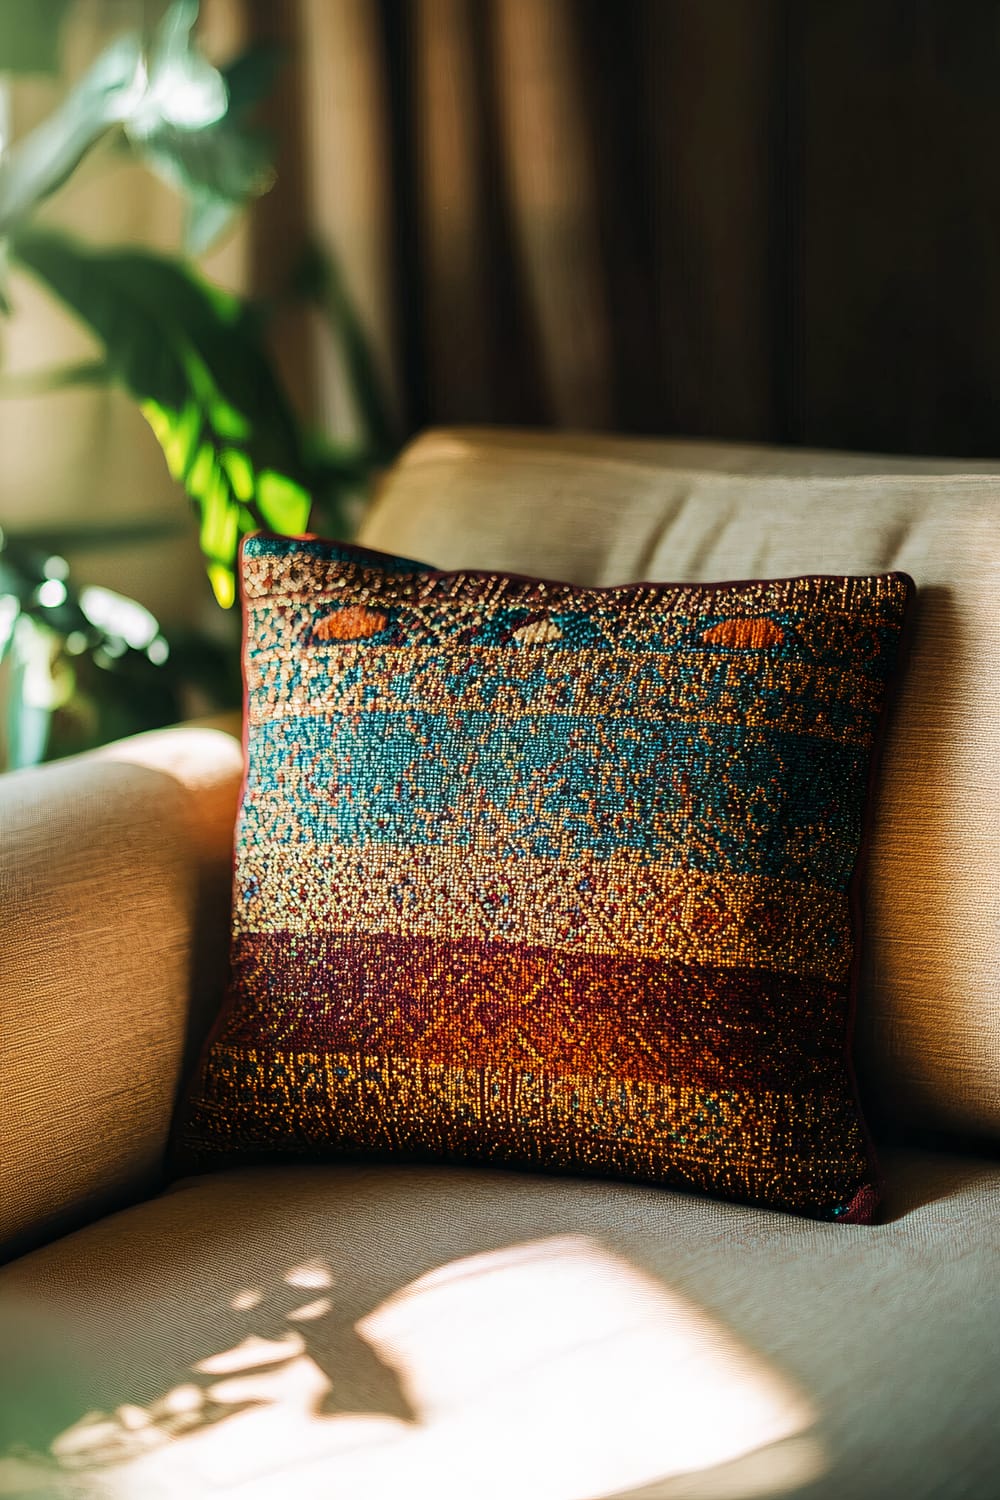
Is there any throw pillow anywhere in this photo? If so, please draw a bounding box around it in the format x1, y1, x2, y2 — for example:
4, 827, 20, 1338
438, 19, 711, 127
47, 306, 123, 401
179, 535, 913, 1221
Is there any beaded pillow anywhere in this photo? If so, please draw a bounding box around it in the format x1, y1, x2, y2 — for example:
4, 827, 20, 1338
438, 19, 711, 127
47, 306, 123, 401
180, 535, 913, 1221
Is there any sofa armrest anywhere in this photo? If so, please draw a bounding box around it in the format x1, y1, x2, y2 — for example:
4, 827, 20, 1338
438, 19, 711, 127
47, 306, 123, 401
0, 721, 243, 1262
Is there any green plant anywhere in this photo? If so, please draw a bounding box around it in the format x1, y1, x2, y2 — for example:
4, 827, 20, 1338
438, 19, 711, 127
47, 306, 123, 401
0, 520, 230, 767
0, 0, 396, 768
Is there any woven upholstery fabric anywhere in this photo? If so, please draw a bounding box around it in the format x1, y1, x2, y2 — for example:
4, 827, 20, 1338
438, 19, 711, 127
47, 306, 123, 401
181, 535, 911, 1222
2, 1153, 999, 1500
0, 723, 242, 1263
359, 430, 1000, 1142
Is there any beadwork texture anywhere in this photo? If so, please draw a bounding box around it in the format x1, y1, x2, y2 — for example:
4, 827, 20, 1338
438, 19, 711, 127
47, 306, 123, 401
180, 535, 913, 1221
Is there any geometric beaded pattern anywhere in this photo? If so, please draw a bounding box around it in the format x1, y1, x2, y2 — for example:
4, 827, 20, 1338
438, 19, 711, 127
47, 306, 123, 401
180, 535, 913, 1221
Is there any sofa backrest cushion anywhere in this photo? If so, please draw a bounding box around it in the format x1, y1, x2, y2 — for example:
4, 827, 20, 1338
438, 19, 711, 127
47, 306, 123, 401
358, 429, 1000, 1144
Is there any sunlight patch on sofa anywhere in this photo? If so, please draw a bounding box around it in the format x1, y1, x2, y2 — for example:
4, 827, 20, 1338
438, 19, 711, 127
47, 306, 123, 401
22, 1236, 824, 1500
284, 1258, 335, 1291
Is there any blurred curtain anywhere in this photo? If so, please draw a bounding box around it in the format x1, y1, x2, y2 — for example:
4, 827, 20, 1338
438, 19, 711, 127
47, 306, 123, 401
247, 0, 1000, 459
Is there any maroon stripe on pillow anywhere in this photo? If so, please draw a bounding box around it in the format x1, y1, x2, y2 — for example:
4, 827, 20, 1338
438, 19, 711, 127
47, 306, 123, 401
220, 930, 850, 1091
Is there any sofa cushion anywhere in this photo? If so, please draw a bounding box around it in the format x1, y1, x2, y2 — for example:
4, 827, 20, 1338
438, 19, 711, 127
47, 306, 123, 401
180, 534, 911, 1221
0, 1152, 997, 1500
0, 723, 243, 1264
357, 429, 1000, 1143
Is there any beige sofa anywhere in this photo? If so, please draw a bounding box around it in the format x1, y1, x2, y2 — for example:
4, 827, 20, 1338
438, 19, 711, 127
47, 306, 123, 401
1, 429, 998, 1500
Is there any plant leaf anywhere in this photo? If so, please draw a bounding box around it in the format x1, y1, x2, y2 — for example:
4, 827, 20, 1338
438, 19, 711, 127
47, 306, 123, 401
127, 30, 282, 256
0, 359, 110, 397
0, 526, 194, 767
0, 0, 74, 75
0, 240, 11, 314
0, 595, 19, 665
0, 34, 144, 233
222, 44, 285, 117
185, 192, 241, 260
140, 124, 273, 255
11, 228, 312, 604
127, 0, 226, 137
6, 615, 55, 769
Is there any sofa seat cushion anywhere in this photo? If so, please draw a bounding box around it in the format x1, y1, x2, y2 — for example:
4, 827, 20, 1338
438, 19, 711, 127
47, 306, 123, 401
1, 1152, 997, 1500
